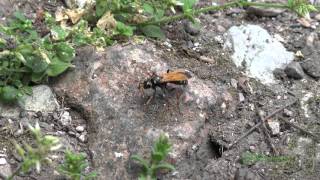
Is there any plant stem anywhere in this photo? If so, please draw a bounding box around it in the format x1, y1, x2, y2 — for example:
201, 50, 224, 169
137, 1, 293, 26
139, 1, 239, 26
240, 2, 289, 9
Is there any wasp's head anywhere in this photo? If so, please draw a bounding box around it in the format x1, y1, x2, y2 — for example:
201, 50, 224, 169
143, 80, 153, 89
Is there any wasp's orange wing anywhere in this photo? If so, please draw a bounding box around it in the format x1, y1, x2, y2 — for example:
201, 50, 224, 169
160, 70, 191, 82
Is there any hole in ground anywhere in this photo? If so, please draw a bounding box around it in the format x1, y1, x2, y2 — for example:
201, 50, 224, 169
209, 138, 227, 159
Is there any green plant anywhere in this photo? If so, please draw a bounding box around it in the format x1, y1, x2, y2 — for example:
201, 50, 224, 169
288, 0, 317, 17
0, 12, 75, 103
7, 122, 62, 180
240, 151, 295, 166
59, 150, 97, 180
132, 134, 175, 180
1, 0, 318, 104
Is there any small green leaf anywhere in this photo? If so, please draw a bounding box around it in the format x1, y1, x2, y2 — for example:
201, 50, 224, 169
17, 44, 34, 55
51, 25, 69, 41
24, 55, 48, 73
47, 58, 72, 77
14, 11, 28, 22
96, 0, 109, 18
141, 25, 165, 39
151, 152, 164, 162
31, 72, 46, 82
155, 9, 165, 21
152, 163, 175, 172
132, 155, 149, 171
115, 22, 133, 37
53, 42, 75, 62
15, 52, 26, 64
143, 3, 154, 15
182, 0, 197, 13
0, 86, 19, 102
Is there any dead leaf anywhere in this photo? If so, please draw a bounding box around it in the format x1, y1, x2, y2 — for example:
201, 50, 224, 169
238, 76, 252, 94
96, 11, 116, 30
297, 18, 311, 28
130, 14, 148, 24
65, 9, 85, 24
55, 8, 68, 22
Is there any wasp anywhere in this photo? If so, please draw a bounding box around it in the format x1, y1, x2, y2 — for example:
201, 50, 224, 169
139, 69, 192, 105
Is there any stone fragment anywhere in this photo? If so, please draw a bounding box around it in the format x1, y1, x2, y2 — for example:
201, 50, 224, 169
284, 61, 305, 80
301, 55, 320, 79
0, 157, 7, 165
266, 119, 280, 135
76, 125, 85, 132
20, 85, 59, 112
225, 25, 294, 84
60, 111, 72, 126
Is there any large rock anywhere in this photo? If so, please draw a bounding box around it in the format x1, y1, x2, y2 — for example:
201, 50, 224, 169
52, 42, 219, 179
224, 25, 294, 84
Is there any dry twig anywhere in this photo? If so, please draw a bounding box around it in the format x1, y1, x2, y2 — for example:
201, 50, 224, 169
258, 110, 279, 155
278, 117, 319, 142
228, 99, 298, 149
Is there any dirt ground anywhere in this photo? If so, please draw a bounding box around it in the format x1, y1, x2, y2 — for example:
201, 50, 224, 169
1, 0, 320, 179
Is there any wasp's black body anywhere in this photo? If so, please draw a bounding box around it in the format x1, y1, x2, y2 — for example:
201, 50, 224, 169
139, 69, 191, 105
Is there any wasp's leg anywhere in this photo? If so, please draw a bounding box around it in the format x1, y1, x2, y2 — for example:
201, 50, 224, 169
159, 84, 169, 98
176, 91, 183, 114
145, 88, 156, 105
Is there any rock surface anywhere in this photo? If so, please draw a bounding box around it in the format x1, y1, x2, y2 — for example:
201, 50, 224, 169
235, 167, 262, 180
301, 53, 320, 79
52, 43, 219, 179
0, 103, 21, 119
225, 24, 294, 84
0, 85, 58, 119
19, 85, 59, 112
0, 163, 11, 179
284, 61, 305, 80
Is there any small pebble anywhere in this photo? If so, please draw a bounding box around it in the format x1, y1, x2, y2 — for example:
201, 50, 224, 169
199, 56, 215, 64
114, 152, 123, 158
78, 134, 86, 142
283, 109, 294, 117
239, 93, 245, 102
60, 111, 72, 126
68, 131, 77, 137
214, 35, 224, 44
0, 157, 7, 165
76, 125, 85, 132
216, 25, 226, 32
249, 145, 256, 152
230, 78, 238, 88
267, 119, 280, 135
